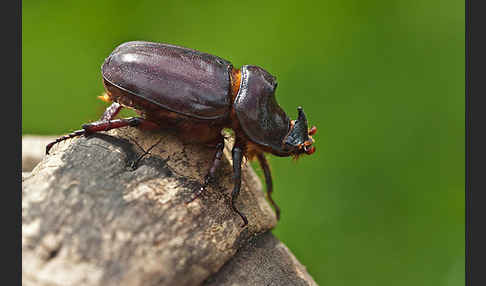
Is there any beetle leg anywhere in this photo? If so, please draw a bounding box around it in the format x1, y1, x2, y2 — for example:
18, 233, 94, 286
46, 129, 86, 155
186, 141, 225, 203
46, 117, 158, 154
46, 102, 124, 154
100, 102, 123, 121
81, 117, 159, 134
205, 142, 225, 185
256, 153, 280, 220
231, 145, 248, 228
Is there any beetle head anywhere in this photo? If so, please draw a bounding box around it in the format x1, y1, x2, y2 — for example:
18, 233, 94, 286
283, 107, 316, 156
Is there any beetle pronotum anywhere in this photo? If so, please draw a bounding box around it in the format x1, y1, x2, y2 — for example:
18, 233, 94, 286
46, 41, 317, 227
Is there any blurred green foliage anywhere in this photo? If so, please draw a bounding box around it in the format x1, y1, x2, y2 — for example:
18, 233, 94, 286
23, 0, 464, 285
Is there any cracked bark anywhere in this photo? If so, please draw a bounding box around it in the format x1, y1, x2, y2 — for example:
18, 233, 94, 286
22, 129, 318, 286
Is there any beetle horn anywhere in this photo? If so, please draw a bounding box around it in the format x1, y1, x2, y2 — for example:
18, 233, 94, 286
284, 106, 310, 147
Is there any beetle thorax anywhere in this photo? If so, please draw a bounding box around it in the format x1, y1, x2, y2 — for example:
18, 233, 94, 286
231, 65, 291, 155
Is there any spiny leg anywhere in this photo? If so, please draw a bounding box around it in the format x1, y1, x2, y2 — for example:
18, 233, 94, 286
257, 153, 280, 220
46, 102, 123, 154
81, 117, 157, 134
46, 129, 86, 155
46, 116, 158, 154
231, 145, 248, 228
186, 141, 225, 203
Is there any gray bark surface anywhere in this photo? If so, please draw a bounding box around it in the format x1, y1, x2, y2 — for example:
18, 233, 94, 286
203, 231, 318, 286
22, 129, 318, 286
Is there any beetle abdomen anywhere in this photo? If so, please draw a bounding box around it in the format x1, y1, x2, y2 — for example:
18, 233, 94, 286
102, 41, 233, 120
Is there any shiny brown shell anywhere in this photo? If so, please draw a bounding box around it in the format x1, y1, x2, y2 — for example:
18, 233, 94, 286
233, 65, 290, 152
101, 41, 233, 120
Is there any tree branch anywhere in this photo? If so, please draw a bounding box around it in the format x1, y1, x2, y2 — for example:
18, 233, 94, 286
22, 129, 317, 286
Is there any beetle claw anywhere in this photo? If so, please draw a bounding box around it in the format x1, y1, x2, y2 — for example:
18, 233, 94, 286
236, 212, 248, 228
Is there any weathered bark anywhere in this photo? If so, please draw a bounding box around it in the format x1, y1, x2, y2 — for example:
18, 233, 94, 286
203, 231, 318, 286
22, 130, 318, 286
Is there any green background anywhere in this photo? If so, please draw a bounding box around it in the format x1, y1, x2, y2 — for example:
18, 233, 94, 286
22, 0, 464, 285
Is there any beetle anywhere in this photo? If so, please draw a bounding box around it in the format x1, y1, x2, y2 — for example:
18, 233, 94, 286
46, 41, 317, 227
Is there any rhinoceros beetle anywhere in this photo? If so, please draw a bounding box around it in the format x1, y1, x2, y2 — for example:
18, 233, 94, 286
46, 41, 317, 227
